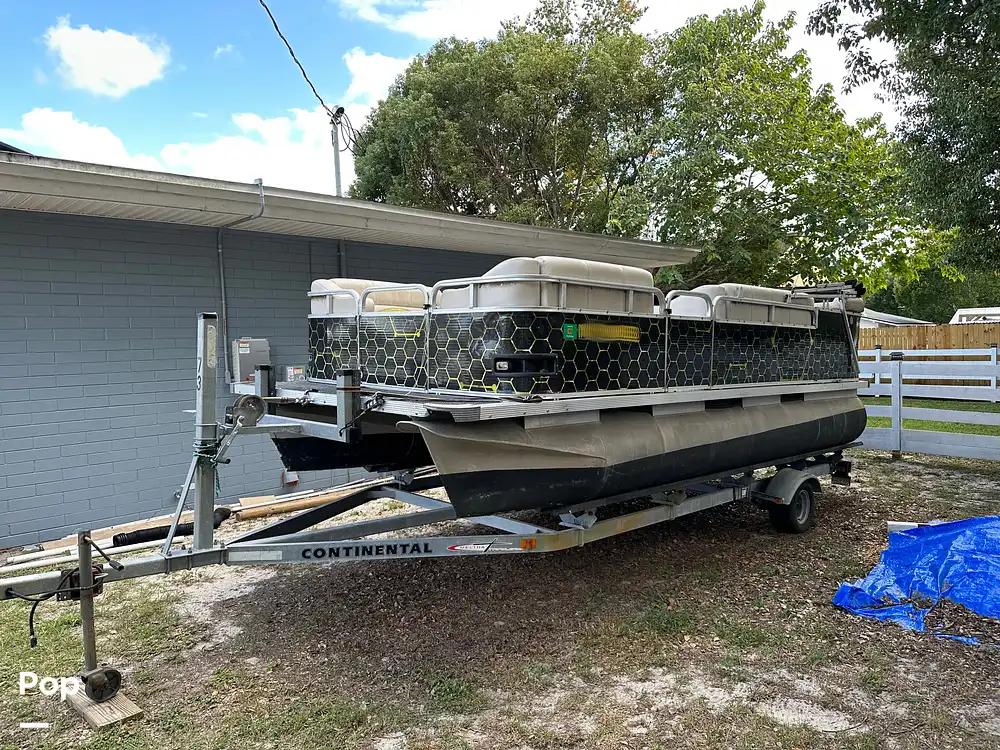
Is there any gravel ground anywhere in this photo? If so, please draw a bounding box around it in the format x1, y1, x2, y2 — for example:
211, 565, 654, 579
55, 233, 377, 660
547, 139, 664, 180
2, 449, 999, 749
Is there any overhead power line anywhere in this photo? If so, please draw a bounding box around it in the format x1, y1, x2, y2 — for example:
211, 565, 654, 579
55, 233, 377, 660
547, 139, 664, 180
255, 0, 358, 194
256, 0, 334, 118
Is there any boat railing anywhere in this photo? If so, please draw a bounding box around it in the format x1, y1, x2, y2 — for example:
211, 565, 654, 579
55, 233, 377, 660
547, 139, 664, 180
711, 296, 818, 329
359, 284, 431, 314
307, 288, 361, 317
664, 290, 715, 320
666, 289, 818, 329
428, 274, 665, 316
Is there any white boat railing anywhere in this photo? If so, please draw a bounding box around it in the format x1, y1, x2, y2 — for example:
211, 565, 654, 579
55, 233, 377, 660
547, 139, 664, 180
858, 347, 1000, 459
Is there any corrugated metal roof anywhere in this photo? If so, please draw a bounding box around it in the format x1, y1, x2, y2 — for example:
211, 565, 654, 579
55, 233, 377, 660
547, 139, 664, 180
0, 153, 699, 269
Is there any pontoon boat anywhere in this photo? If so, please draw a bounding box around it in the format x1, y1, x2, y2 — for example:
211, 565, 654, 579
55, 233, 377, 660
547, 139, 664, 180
235, 257, 866, 517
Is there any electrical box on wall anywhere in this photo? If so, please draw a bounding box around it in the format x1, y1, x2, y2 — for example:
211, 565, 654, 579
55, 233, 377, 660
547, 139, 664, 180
232, 338, 271, 383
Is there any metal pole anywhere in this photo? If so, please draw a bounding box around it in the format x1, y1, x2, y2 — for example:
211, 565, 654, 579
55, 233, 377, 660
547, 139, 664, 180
77, 532, 98, 672
331, 120, 343, 197
991, 343, 997, 402
193, 313, 219, 550
890, 352, 903, 460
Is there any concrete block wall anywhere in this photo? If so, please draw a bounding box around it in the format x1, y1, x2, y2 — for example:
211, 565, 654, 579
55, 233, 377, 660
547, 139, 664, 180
0, 210, 501, 547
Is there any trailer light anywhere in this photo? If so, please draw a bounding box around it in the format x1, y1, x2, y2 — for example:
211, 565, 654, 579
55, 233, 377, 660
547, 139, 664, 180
495, 360, 510, 372
520, 538, 537, 550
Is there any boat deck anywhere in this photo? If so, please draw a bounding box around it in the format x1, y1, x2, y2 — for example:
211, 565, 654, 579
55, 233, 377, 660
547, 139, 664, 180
234, 377, 865, 423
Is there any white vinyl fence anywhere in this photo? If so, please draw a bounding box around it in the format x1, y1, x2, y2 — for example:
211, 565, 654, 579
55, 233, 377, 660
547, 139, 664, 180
858, 347, 1000, 460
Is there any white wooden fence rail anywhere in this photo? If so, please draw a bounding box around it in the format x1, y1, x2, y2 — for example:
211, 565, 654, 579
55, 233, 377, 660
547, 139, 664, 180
857, 347, 1000, 460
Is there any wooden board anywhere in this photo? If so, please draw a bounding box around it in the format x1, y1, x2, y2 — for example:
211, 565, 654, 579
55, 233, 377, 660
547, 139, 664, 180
66, 682, 143, 730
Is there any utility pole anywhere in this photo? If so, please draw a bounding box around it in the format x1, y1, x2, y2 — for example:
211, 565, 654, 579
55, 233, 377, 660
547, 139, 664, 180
330, 106, 345, 197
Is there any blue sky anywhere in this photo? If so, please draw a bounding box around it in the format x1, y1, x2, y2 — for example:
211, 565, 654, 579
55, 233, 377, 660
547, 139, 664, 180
0, 1, 896, 194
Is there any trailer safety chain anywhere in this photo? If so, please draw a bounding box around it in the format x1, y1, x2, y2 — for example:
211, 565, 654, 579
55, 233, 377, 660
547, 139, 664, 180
339, 392, 386, 435
295, 388, 318, 405
192, 442, 224, 494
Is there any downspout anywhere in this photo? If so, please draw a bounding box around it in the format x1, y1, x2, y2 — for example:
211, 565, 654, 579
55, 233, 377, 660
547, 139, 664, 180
338, 238, 348, 277
217, 178, 265, 383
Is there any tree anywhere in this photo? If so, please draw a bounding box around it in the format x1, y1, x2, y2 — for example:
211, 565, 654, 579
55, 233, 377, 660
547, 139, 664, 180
351, 1, 947, 290
351, 0, 664, 234
809, 1, 1000, 268
868, 268, 1000, 324
647, 6, 948, 288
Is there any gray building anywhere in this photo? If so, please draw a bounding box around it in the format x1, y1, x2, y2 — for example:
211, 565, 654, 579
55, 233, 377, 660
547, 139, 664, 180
0, 153, 687, 546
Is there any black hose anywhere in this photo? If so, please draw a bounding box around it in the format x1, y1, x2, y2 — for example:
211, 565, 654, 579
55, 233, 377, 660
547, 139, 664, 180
112, 507, 233, 547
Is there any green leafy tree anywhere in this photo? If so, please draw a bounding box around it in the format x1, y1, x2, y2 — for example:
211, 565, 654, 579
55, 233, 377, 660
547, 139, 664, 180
648, 5, 949, 288
868, 269, 1000, 324
351, 0, 948, 289
351, 0, 664, 233
809, 1, 1000, 268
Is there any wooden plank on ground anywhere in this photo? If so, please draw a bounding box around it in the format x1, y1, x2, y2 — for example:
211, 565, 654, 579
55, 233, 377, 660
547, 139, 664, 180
66, 681, 143, 730
41, 511, 197, 551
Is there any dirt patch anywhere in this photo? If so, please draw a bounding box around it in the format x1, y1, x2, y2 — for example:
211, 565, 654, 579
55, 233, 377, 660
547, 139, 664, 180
924, 600, 1000, 646
757, 697, 858, 733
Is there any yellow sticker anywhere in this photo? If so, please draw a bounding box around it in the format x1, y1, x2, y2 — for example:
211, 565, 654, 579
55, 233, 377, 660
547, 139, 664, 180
577, 323, 640, 343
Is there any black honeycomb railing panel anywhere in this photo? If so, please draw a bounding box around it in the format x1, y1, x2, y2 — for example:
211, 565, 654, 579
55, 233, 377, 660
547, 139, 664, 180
428, 311, 665, 395
712, 311, 855, 386
307, 308, 855, 394
308, 317, 358, 380
359, 315, 426, 388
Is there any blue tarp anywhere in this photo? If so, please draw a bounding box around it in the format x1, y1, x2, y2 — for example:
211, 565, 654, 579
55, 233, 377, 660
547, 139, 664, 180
833, 516, 1000, 637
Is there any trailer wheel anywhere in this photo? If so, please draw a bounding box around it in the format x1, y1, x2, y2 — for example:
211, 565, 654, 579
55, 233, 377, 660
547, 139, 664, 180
768, 483, 815, 534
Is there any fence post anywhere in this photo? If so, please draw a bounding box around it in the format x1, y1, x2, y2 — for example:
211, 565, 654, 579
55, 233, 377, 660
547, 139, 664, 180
874, 344, 882, 390
991, 343, 997, 402
889, 351, 903, 460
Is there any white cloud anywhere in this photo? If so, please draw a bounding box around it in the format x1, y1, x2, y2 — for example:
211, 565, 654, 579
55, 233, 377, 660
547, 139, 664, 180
343, 47, 411, 105
214, 43, 236, 58
0, 106, 343, 193
44, 16, 170, 98
0, 108, 161, 169
159, 107, 344, 193
191, 111, 209, 119
338, 0, 535, 40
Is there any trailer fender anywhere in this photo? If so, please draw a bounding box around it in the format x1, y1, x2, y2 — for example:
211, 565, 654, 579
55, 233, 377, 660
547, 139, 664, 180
763, 468, 821, 506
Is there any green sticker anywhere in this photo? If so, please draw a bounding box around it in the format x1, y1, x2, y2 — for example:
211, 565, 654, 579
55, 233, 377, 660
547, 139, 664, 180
562, 323, 578, 340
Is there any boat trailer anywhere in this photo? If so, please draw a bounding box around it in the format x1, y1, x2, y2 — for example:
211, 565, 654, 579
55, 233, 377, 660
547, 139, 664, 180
0, 313, 854, 708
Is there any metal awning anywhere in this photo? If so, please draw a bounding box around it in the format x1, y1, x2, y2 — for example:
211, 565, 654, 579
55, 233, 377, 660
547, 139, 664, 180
0, 153, 698, 268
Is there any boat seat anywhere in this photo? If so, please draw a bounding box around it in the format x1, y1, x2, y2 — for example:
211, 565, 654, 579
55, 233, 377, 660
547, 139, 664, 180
670, 283, 816, 326
437, 256, 656, 313
310, 278, 428, 315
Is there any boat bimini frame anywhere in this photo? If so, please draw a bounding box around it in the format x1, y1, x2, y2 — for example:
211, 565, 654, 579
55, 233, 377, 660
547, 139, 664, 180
0, 313, 854, 704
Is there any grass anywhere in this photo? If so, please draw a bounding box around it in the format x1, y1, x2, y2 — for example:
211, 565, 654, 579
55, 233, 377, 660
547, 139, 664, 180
634, 600, 697, 636
866, 416, 1000, 436
863, 395, 1000, 436
714, 620, 780, 651
860, 649, 891, 694
426, 675, 487, 714
862, 396, 1000, 413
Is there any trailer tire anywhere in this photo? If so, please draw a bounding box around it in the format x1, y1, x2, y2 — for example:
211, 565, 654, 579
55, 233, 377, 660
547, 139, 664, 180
768, 483, 815, 534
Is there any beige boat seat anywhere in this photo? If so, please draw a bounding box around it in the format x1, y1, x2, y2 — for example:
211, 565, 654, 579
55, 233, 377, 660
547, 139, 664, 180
670, 283, 816, 327
436, 256, 656, 313
310, 278, 428, 315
